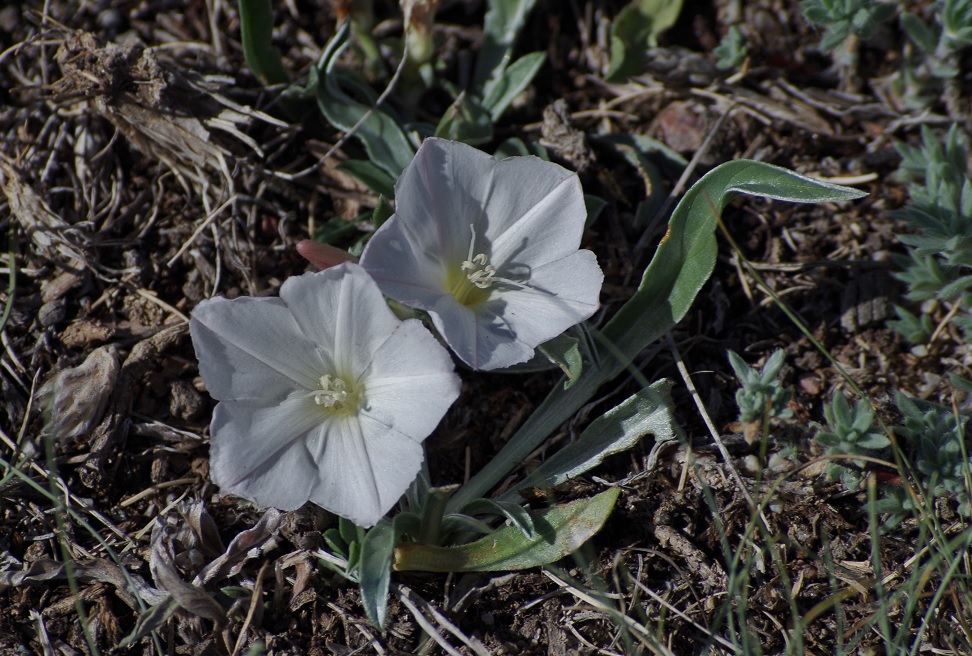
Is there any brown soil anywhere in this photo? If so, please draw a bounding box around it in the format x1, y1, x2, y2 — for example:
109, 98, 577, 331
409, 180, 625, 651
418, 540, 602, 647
1, 0, 969, 654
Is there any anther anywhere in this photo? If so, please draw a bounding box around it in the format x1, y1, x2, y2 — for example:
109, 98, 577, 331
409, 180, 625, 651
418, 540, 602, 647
312, 375, 349, 408
460, 226, 496, 289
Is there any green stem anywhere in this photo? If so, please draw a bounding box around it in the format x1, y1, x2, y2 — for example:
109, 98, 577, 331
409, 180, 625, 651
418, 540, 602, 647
417, 485, 457, 545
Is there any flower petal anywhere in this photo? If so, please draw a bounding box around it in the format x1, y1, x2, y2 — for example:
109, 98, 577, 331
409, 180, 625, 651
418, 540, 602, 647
482, 160, 585, 266
427, 250, 603, 370
191, 296, 321, 400
307, 415, 425, 527
360, 319, 460, 439
427, 295, 531, 370
357, 218, 449, 309
281, 264, 401, 376
487, 249, 603, 350
388, 138, 499, 263
208, 392, 324, 510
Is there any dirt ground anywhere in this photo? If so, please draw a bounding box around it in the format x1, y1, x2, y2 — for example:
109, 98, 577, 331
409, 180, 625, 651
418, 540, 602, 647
1, 0, 970, 654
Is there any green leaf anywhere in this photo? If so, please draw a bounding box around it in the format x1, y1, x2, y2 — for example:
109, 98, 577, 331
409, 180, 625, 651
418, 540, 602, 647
538, 334, 583, 388
856, 433, 891, 450
358, 518, 399, 629
372, 195, 395, 229
949, 373, 972, 393
901, 13, 937, 53
340, 516, 363, 547
315, 21, 416, 179
493, 137, 549, 160
434, 94, 494, 145
460, 498, 536, 538
118, 597, 179, 648
337, 160, 397, 198
395, 488, 619, 572
238, 0, 289, 85
481, 51, 547, 121
448, 160, 865, 512
584, 194, 607, 227
606, 0, 685, 82
596, 133, 688, 179
475, 0, 540, 91
500, 380, 681, 501
323, 528, 348, 557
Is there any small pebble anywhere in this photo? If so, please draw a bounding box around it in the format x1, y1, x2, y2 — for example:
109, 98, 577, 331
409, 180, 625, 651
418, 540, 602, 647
38, 298, 67, 326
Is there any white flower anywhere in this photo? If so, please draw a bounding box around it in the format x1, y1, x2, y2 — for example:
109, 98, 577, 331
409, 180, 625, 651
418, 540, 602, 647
359, 138, 603, 371
189, 263, 460, 528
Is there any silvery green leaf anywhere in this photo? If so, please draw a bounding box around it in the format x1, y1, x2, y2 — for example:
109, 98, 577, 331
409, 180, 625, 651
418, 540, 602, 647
238, 0, 288, 85
538, 334, 583, 389
481, 51, 546, 121
315, 21, 416, 178
499, 380, 680, 500
459, 498, 535, 539
450, 160, 865, 510
358, 513, 419, 629
337, 160, 396, 198
434, 94, 493, 145
475, 0, 539, 91
359, 520, 395, 629
394, 488, 619, 572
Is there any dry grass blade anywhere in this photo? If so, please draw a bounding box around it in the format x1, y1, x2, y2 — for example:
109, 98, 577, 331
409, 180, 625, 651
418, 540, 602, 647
541, 569, 680, 656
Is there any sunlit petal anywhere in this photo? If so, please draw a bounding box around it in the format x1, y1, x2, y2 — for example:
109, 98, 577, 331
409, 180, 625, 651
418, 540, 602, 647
191, 296, 321, 398
361, 138, 603, 371
190, 264, 460, 527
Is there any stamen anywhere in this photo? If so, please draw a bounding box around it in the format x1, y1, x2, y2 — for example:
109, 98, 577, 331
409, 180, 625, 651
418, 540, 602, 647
460, 225, 496, 289
312, 374, 349, 408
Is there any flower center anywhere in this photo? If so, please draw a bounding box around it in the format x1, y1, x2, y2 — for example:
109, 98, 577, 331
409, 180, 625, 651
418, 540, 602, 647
461, 253, 496, 289
311, 374, 361, 416
447, 225, 495, 307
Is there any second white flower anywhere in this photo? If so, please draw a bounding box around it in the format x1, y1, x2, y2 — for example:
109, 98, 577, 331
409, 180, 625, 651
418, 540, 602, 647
360, 138, 604, 370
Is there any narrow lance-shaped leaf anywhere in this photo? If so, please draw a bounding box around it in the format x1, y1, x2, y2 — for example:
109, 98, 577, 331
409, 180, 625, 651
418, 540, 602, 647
449, 161, 865, 511
314, 21, 416, 178
358, 520, 395, 629
537, 333, 583, 388
336, 160, 397, 198
238, 0, 289, 85
498, 379, 681, 502
459, 498, 536, 539
474, 0, 540, 91
358, 513, 420, 629
395, 488, 620, 572
481, 51, 547, 121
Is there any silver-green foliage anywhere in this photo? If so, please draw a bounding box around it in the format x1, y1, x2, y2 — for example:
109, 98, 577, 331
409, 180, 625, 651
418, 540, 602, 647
901, 0, 972, 78
713, 25, 749, 70
889, 125, 972, 341
728, 349, 793, 425
896, 0, 972, 108
875, 394, 971, 529
814, 394, 889, 490
800, 0, 896, 50
896, 393, 971, 515
813, 390, 972, 529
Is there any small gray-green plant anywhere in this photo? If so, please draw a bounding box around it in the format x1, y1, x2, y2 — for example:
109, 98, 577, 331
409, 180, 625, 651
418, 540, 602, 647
895, 393, 971, 513
888, 125, 972, 341
713, 26, 749, 70
813, 390, 972, 529
800, 0, 896, 50
727, 349, 793, 445
897, 0, 972, 111
813, 393, 889, 490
